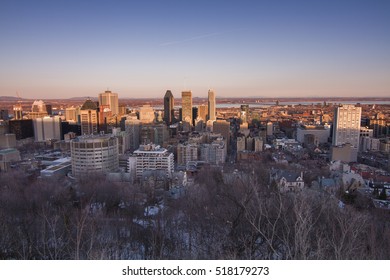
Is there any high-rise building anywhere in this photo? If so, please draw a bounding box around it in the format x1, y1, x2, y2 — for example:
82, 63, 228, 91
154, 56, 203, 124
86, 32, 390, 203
139, 105, 155, 124
65, 106, 80, 123
98, 90, 119, 115
332, 104, 361, 148
213, 120, 230, 147
33, 116, 62, 142
125, 117, 141, 151
70, 134, 119, 177
8, 119, 34, 140
208, 89, 216, 121
197, 104, 208, 121
332, 104, 361, 162
163, 90, 175, 125
181, 91, 192, 125
80, 99, 99, 135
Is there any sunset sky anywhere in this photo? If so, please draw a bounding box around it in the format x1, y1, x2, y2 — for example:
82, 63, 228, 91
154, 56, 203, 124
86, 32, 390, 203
1, 0, 389, 99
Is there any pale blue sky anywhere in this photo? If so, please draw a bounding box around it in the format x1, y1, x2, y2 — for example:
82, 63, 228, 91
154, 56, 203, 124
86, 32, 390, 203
1, 0, 389, 99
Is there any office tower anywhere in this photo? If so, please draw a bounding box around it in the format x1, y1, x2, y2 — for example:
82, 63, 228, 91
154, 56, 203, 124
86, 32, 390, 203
125, 117, 141, 151
33, 116, 62, 142
192, 107, 198, 125
332, 104, 361, 148
331, 104, 361, 162
13, 104, 23, 120
208, 89, 216, 121
140, 123, 169, 146
163, 90, 174, 125
98, 90, 119, 115
80, 99, 99, 135
133, 143, 174, 178
370, 113, 387, 138
65, 106, 80, 122
98, 104, 112, 133
70, 134, 119, 177
181, 91, 193, 124
139, 105, 155, 123
8, 119, 34, 140
213, 120, 230, 146
197, 104, 208, 121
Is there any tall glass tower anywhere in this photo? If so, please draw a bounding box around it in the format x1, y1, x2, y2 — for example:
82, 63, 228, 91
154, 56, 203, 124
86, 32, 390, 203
163, 90, 174, 125
208, 89, 216, 121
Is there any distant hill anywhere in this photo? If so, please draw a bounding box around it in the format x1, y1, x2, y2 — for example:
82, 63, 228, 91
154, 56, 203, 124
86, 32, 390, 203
0, 96, 22, 101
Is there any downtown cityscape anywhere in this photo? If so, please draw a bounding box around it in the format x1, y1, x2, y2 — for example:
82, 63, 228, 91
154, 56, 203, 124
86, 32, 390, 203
1, 0, 390, 265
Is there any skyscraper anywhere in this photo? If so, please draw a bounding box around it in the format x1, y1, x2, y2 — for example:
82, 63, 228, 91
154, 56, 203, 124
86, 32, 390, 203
80, 99, 99, 135
163, 90, 174, 125
208, 89, 216, 121
181, 91, 192, 125
98, 90, 119, 115
197, 104, 208, 121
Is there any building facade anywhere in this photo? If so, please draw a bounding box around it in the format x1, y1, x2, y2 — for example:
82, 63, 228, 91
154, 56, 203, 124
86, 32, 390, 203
332, 104, 361, 148
133, 144, 174, 178
80, 99, 99, 135
181, 91, 193, 125
332, 104, 361, 162
208, 89, 216, 121
70, 134, 119, 177
33, 116, 62, 142
98, 90, 119, 115
163, 90, 175, 125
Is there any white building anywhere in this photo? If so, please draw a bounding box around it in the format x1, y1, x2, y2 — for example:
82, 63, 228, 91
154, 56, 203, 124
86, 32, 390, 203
332, 104, 361, 148
133, 143, 174, 179
200, 138, 226, 165
70, 134, 119, 177
33, 116, 62, 142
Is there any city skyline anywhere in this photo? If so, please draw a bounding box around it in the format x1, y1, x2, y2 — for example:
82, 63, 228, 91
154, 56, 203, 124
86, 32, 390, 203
1, 0, 389, 99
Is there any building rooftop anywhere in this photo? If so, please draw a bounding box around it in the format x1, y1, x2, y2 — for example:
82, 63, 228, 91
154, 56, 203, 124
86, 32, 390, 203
81, 99, 98, 110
